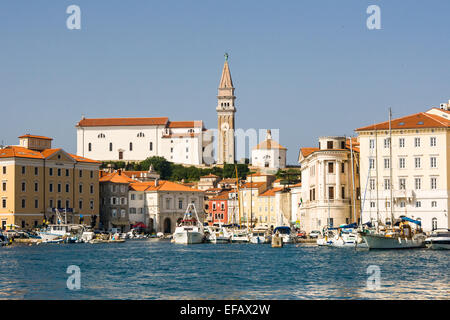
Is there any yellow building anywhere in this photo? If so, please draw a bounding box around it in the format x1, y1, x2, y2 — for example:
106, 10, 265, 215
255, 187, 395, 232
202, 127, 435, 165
0, 135, 100, 230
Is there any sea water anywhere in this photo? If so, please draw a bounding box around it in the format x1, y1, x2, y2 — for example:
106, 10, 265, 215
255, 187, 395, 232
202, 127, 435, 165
0, 241, 448, 299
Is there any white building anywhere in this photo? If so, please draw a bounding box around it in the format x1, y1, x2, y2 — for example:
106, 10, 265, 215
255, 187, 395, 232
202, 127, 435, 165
356, 103, 450, 232
298, 137, 361, 233
76, 118, 214, 165
128, 180, 204, 234
251, 130, 287, 170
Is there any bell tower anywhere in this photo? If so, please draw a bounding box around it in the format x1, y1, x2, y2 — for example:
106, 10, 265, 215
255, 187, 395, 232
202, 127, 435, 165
216, 53, 236, 164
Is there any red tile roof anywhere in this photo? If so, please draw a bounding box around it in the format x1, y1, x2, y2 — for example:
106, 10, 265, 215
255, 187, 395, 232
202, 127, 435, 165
355, 112, 450, 131
0, 146, 100, 164
260, 187, 283, 197
167, 121, 203, 128
100, 171, 137, 183
300, 147, 319, 158
129, 180, 203, 192
241, 182, 265, 189
18, 134, 53, 140
76, 117, 169, 127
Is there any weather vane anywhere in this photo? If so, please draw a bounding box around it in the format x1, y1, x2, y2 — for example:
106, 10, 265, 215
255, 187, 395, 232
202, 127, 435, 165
224, 52, 229, 61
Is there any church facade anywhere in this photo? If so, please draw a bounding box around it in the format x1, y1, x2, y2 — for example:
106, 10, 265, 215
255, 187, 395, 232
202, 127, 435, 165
76, 56, 237, 166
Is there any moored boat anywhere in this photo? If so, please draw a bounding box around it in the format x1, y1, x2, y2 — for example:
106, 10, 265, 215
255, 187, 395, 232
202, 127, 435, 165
425, 229, 450, 250
273, 226, 294, 244
172, 203, 205, 244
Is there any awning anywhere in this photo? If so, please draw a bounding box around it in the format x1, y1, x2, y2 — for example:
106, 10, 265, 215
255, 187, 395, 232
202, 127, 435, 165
132, 222, 147, 229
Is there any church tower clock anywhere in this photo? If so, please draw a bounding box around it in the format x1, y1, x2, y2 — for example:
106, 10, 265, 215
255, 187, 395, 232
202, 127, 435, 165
216, 53, 236, 164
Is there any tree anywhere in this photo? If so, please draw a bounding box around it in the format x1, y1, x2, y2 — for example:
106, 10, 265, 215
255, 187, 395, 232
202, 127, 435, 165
140, 156, 172, 180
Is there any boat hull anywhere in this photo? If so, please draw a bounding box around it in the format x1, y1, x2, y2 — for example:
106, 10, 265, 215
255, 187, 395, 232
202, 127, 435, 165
362, 233, 425, 249
173, 231, 204, 244
425, 238, 450, 250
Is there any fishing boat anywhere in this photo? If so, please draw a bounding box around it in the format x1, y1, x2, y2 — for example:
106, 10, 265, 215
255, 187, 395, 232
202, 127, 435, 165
424, 229, 450, 250
38, 224, 85, 242
273, 226, 294, 244
360, 217, 426, 249
249, 226, 271, 244
172, 203, 205, 244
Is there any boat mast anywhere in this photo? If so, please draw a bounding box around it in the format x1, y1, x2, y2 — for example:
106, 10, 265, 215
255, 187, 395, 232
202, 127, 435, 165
375, 124, 380, 232
350, 137, 357, 223
389, 108, 394, 224
235, 165, 241, 230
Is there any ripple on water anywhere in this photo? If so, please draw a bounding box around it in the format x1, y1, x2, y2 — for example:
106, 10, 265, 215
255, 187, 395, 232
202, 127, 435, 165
0, 241, 448, 299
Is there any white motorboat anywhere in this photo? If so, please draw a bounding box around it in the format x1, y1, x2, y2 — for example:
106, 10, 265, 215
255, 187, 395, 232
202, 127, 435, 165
317, 225, 368, 248
172, 203, 205, 244
249, 227, 271, 244
425, 229, 450, 250
38, 224, 85, 242
205, 225, 231, 243
273, 226, 294, 244
231, 229, 249, 243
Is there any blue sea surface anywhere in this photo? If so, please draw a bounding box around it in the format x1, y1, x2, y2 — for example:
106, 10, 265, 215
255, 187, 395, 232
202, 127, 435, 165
0, 240, 448, 300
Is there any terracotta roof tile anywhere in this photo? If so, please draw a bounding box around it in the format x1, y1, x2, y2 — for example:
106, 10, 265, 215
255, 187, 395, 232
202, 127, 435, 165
252, 139, 287, 150
260, 187, 283, 197
355, 112, 450, 131
300, 147, 319, 158
76, 117, 169, 127
18, 134, 53, 140
100, 171, 136, 183
129, 180, 203, 192
0, 146, 99, 164
167, 121, 203, 128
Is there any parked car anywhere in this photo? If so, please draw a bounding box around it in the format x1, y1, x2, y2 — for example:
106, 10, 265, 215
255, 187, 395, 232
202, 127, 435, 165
296, 231, 307, 239
309, 230, 321, 239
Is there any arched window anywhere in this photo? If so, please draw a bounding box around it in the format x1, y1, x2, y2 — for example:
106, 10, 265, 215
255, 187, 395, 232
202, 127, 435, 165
129, 142, 133, 151
432, 217, 437, 231
98, 133, 105, 138
137, 132, 145, 138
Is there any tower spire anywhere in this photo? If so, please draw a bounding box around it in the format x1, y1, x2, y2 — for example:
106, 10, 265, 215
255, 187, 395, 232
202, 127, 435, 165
219, 54, 233, 89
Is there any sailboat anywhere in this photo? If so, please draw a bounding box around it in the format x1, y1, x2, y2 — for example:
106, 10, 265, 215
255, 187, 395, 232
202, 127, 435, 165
230, 166, 249, 243
358, 109, 426, 249
172, 203, 205, 244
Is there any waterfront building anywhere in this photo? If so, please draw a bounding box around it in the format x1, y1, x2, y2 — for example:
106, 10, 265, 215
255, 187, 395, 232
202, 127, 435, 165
99, 169, 135, 232
197, 174, 221, 191
251, 130, 287, 170
298, 137, 361, 234
76, 117, 213, 166
356, 103, 450, 232
0, 135, 100, 230
128, 180, 204, 234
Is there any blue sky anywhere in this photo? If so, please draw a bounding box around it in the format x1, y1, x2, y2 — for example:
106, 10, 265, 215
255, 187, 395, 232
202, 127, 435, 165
1, 0, 450, 164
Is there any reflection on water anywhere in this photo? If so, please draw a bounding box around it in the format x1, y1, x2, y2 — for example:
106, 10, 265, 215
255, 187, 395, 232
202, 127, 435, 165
0, 241, 448, 299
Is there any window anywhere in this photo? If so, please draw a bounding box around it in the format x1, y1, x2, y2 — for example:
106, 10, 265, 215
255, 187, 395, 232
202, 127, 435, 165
79, 184, 83, 193
2, 182, 6, 191
431, 201, 437, 208
111, 209, 117, 217
369, 179, 375, 190
137, 132, 145, 138
129, 142, 133, 151
150, 142, 153, 151
430, 137, 436, 147
21, 182, 26, 192
34, 167, 38, 175
66, 200, 70, 208
328, 162, 334, 174
369, 139, 375, 149
400, 201, 405, 208
430, 157, 437, 168
415, 158, 421, 168
415, 201, 421, 208
49, 168, 53, 176
79, 170, 83, 178
369, 158, 375, 169
432, 218, 437, 231
90, 200, 94, 210
108, 143, 113, 152
415, 178, 421, 190
212, 203, 216, 210
431, 177, 437, 190
79, 200, 83, 209
49, 199, 53, 208
49, 183, 53, 192
98, 133, 105, 138
66, 184, 70, 193
328, 187, 334, 200
384, 179, 390, 190
131, 194, 135, 200
90, 171, 93, 178
170, 148, 173, 153
88, 143, 92, 152
2, 198, 6, 208
21, 199, 26, 208
385, 201, 390, 208
178, 199, 183, 209
129, 208, 136, 214
414, 137, 420, 147
57, 200, 62, 209
221, 202, 225, 210
384, 158, 390, 169
2, 167, 5, 174
166, 198, 171, 209
57, 168, 61, 176
399, 158, 406, 169
65, 169, 69, 177
399, 178, 406, 190
384, 138, 390, 148
370, 201, 375, 208
341, 186, 345, 199
327, 141, 333, 149
341, 163, 345, 173
57, 183, 61, 193
399, 138, 405, 148
22, 166, 26, 174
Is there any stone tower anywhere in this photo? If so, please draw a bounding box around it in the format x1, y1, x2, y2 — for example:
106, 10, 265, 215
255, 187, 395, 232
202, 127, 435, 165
216, 54, 236, 164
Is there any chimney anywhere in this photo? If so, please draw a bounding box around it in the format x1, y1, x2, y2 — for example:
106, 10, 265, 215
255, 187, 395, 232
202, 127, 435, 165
267, 129, 272, 140
154, 178, 159, 187
118, 169, 122, 176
